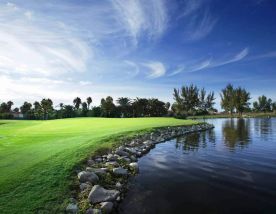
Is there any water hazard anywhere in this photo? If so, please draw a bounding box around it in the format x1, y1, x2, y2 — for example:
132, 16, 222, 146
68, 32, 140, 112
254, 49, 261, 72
119, 118, 276, 214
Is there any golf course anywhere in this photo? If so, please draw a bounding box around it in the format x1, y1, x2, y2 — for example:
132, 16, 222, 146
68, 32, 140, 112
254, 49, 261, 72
0, 118, 197, 213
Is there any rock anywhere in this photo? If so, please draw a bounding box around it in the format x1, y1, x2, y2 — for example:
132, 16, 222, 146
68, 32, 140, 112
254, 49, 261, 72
115, 182, 122, 189
95, 157, 102, 163
112, 167, 128, 176
78, 171, 99, 184
80, 182, 91, 191
88, 185, 120, 204
87, 159, 95, 166
100, 202, 113, 213
124, 147, 137, 155
86, 167, 107, 175
107, 154, 118, 161
66, 203, 78, 214
105, 161, 119, 167
143, 140, 154, 147
130, 155, 137, 162
115, 149, 129, 157
129, 162, 139, 171
136, 151, 142, 157
86, 208, 102, 214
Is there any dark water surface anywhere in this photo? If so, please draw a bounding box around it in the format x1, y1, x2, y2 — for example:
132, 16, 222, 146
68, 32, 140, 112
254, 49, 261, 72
119, 118, 276, 214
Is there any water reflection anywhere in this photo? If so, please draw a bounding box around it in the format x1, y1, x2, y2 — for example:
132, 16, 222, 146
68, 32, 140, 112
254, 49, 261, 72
175, 119, 252, 151
254, 118, 273, 139
175, 129, 216, 151
222, 119, 251, 150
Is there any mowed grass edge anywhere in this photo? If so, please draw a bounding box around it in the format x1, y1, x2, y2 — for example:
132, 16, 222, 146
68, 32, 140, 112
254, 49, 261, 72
0, 117, 198, 213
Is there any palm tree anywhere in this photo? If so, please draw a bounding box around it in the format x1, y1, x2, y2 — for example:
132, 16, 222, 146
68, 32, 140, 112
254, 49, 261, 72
59, 103, 64, 109
7, 101, 14, 112
73, 97, 82, 109
117, 97, 131, 117
87, 97, 92, 109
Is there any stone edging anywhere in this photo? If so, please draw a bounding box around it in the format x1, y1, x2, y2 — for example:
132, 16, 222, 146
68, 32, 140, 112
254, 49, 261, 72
66, 123, 214, 214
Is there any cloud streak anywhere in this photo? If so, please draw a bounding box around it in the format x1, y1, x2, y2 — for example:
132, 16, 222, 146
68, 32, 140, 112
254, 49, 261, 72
143, 61, 166, 79
170, 48, 249, 75
111, 0, 168, 45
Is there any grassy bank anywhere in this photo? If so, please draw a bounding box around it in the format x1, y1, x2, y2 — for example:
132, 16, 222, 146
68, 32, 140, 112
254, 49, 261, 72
0, 117, 198, 213
188, 112, 276, 119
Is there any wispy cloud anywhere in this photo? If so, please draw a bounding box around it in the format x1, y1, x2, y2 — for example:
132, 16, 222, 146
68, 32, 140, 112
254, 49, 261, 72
143, 61, 166, 79
0, 2, 90, 77
247, 51, 276, 60
170, 48, 249, 75
111, 0, 168, 44
184, 10, 217, 41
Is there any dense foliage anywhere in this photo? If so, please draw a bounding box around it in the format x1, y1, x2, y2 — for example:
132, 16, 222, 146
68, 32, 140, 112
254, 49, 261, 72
0, 96, 170, 119
1, 83, 275, 119
172, 84, 216, 118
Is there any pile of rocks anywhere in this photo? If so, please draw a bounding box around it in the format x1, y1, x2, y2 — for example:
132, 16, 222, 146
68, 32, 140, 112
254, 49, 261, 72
66, 123, 214, 214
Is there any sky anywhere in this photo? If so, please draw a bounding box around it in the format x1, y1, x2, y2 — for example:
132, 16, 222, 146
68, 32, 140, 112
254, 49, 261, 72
0, 0, 276, 109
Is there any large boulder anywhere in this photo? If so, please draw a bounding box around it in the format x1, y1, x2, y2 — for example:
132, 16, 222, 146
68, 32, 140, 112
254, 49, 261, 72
78, 171, 99, 184
88, 185, 119, 204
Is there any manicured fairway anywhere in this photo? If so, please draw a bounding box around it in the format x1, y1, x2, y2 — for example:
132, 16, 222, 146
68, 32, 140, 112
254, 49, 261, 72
0, 118, 197, 213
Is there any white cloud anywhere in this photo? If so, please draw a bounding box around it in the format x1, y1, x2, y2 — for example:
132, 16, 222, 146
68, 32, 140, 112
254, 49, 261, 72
0, 3, 91, 77
184, 10, 217, 41
111, 0, 168, 44
169, 48, 249, 75
143, 61, 166, 79
213, 48, 249, 67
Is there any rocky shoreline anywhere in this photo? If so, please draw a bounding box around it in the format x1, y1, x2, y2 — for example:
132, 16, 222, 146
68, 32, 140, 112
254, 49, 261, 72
66, 123, 214, 214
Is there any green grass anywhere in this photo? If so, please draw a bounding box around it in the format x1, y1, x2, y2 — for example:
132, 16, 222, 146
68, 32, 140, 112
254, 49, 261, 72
0, 117, 198, 213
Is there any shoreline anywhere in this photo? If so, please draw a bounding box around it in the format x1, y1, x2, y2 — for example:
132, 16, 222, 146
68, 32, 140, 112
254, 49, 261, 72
67, 123, 214, 214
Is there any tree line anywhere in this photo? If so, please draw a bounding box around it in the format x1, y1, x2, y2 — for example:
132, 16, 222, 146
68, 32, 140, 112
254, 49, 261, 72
172, 83, 276, 118
0, 97, 170, 119
1, 83, 275, 119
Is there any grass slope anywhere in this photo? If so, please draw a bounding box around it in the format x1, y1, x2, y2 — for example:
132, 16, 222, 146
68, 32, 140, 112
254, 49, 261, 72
0, 117, 197, 213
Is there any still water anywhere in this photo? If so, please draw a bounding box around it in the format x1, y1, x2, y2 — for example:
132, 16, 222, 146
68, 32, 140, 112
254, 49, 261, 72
119, 118, 276, 214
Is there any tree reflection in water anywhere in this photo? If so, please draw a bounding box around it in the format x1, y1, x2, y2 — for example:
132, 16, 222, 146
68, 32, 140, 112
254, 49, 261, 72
222, 118, 251, 150
175, 128, 216, 152
175, 119, 252, 152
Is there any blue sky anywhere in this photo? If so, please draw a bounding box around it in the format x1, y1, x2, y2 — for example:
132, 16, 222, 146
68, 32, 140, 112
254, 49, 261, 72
0, 0, 275, 108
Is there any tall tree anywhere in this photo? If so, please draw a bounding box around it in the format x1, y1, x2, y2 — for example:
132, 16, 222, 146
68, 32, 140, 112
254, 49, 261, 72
7, 101, 14, 112
253, 95, 272, 112
82, 102, 88, 116
0, 102, 9, 113
117, 97, 131, 117
234, 87, 251, 116
73, 97, 82, 110
40, 98, 53, 120
220, 84, 235, 115
87, 97, 92, 109
101, 96, 115, 117
20, 102, 32, 114
132, 98, 149, 117
33, 101, 42, 119
173, 84, 199, 116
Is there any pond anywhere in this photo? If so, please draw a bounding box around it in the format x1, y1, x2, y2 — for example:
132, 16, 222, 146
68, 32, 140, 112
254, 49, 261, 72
119, 118, 276, 214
